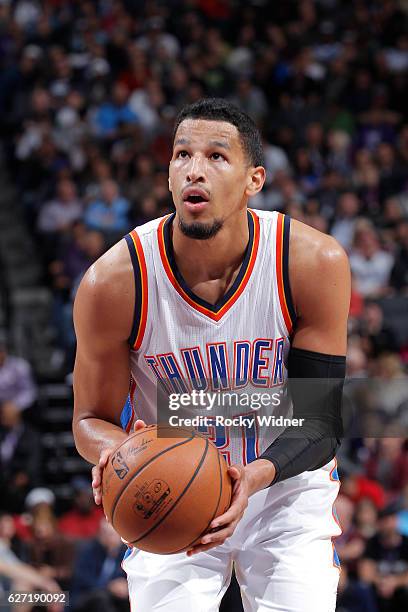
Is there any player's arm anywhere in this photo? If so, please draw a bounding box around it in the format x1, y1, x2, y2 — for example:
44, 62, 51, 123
72, 240, 134, 467
246, 221, 351, 492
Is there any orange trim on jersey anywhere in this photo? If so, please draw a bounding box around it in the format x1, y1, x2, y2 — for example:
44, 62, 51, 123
129, 230, 148, 350
275, 213, 294, 334
157, 210, 260, 322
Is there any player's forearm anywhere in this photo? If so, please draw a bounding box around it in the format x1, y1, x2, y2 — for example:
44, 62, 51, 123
73, 416, 128, 464
244, 459, 277, 496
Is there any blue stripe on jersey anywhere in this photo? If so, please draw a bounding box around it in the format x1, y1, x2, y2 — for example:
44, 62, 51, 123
333, 546, 341, 568
331, 466, 340, 482
120, 394, 133, 430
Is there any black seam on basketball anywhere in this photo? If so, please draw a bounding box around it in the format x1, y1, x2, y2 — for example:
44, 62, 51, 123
110, 434, 196, 527
169, 443, 225, 554
129, 438, 210, 545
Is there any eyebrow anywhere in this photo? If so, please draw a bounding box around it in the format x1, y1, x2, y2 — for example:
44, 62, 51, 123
209, 140, 230, 150
173, 138, 231, 150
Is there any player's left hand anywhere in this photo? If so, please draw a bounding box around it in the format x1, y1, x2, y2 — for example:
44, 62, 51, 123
186, 464, 248, 556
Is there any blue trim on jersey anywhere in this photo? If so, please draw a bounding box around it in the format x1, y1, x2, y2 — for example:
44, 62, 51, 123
120, 395, 133, 430
331, 466, 340, 481
282, 215, 297, 330
123, 546, 133, 560
333, 546, 341, 568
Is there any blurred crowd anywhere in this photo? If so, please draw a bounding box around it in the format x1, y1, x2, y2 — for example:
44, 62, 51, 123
0, 0, 408, 610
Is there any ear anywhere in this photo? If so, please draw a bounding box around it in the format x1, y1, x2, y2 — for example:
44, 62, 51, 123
245, 166, 266, 198
168, 177, 172, 192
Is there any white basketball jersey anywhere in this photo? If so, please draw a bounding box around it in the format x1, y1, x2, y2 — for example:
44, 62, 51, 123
122, 209, 297, 466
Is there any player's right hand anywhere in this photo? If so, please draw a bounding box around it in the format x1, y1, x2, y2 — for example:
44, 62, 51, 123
91, 419, 147, 506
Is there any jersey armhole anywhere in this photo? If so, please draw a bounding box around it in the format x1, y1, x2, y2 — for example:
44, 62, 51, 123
276, 213, 297, 336
124, 230, 148, 350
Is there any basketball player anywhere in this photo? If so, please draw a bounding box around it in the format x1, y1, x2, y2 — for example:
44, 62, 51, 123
73, 99, 350, 611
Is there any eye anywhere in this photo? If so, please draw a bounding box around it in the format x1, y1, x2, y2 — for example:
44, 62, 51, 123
210, 152, 225, 161
176, 150, 189, 159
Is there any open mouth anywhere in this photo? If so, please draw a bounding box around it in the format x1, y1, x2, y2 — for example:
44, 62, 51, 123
182, 189, 210, 210
184, 195, 208, 205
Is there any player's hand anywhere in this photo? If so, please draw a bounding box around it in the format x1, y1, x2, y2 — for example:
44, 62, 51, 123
186, 464, 248, 556
133, 419, 147, 432
92, 419, 147, 505
92, 448, 112, 506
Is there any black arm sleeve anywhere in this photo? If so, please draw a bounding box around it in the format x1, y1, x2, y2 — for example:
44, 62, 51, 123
255, 347, 345, 486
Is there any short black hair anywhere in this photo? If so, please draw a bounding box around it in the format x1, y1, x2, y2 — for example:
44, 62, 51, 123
173, 98, 264, 167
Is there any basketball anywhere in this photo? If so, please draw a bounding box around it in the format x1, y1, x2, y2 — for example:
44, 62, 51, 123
102, 424, 232, 554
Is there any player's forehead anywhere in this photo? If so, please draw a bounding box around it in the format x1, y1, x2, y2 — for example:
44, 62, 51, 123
173, 119, 241, 151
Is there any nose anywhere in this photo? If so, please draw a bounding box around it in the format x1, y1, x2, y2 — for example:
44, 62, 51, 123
186, 155, 206, 183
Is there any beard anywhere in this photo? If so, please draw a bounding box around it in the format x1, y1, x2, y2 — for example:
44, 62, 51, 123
178, 216, 223, 240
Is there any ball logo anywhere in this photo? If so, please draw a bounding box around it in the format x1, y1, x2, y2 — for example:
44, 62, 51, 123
133, 479, 171, 519
111, 451, 130, 480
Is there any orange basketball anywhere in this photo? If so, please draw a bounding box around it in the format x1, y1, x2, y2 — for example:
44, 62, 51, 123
102, 424, 232, 554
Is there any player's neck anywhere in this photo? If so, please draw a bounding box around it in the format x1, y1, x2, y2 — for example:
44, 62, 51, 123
171, 213, 249, 303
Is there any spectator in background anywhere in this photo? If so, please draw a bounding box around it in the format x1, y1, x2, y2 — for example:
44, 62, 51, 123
14, 488, 75, 591
359, 302, 399, 358
0, 333, 37, 411
337, 564, 379, 612
37, 179, 83, 235
350, 221, 394, 297
0, 512, 61, 611
330, 192, 361, 251
58, 477, 103, 541
70, 520, 128, 612
91, 81, 139, 141
0, 400, 42, 513
84, 179, 131, 238
364, 438, 408, 499
359, 504, 408, 611
390, 220, 408, 291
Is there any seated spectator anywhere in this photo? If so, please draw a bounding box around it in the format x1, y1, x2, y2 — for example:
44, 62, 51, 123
84, 179, 131, 237
330, 192, 361, 251
341, 471, 385, 511
0, 333, 37, 411
37, 178, 83, 234
70, 519, 128, 612
359, 302, 399, 358
91, 82, 138, 140
365, 438, 408, 499
390, 220, 408, 291
337, 565, 379, 612
359, 503, 408, 611
350, 221, 394, 298
0, 511, 60, 608
58, 477, 104, 541
354, 499, 379, 542
22, 488, 75, 591
0, 400, 42, 513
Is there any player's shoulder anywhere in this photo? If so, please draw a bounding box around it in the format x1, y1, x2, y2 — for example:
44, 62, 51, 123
290, 217, 349, 273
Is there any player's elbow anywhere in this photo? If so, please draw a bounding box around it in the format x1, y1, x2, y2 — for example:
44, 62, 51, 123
72, 415, 91, 462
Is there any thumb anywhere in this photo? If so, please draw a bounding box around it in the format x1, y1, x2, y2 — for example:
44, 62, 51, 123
228, 465, 242, 480
133, 419, 146, 432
